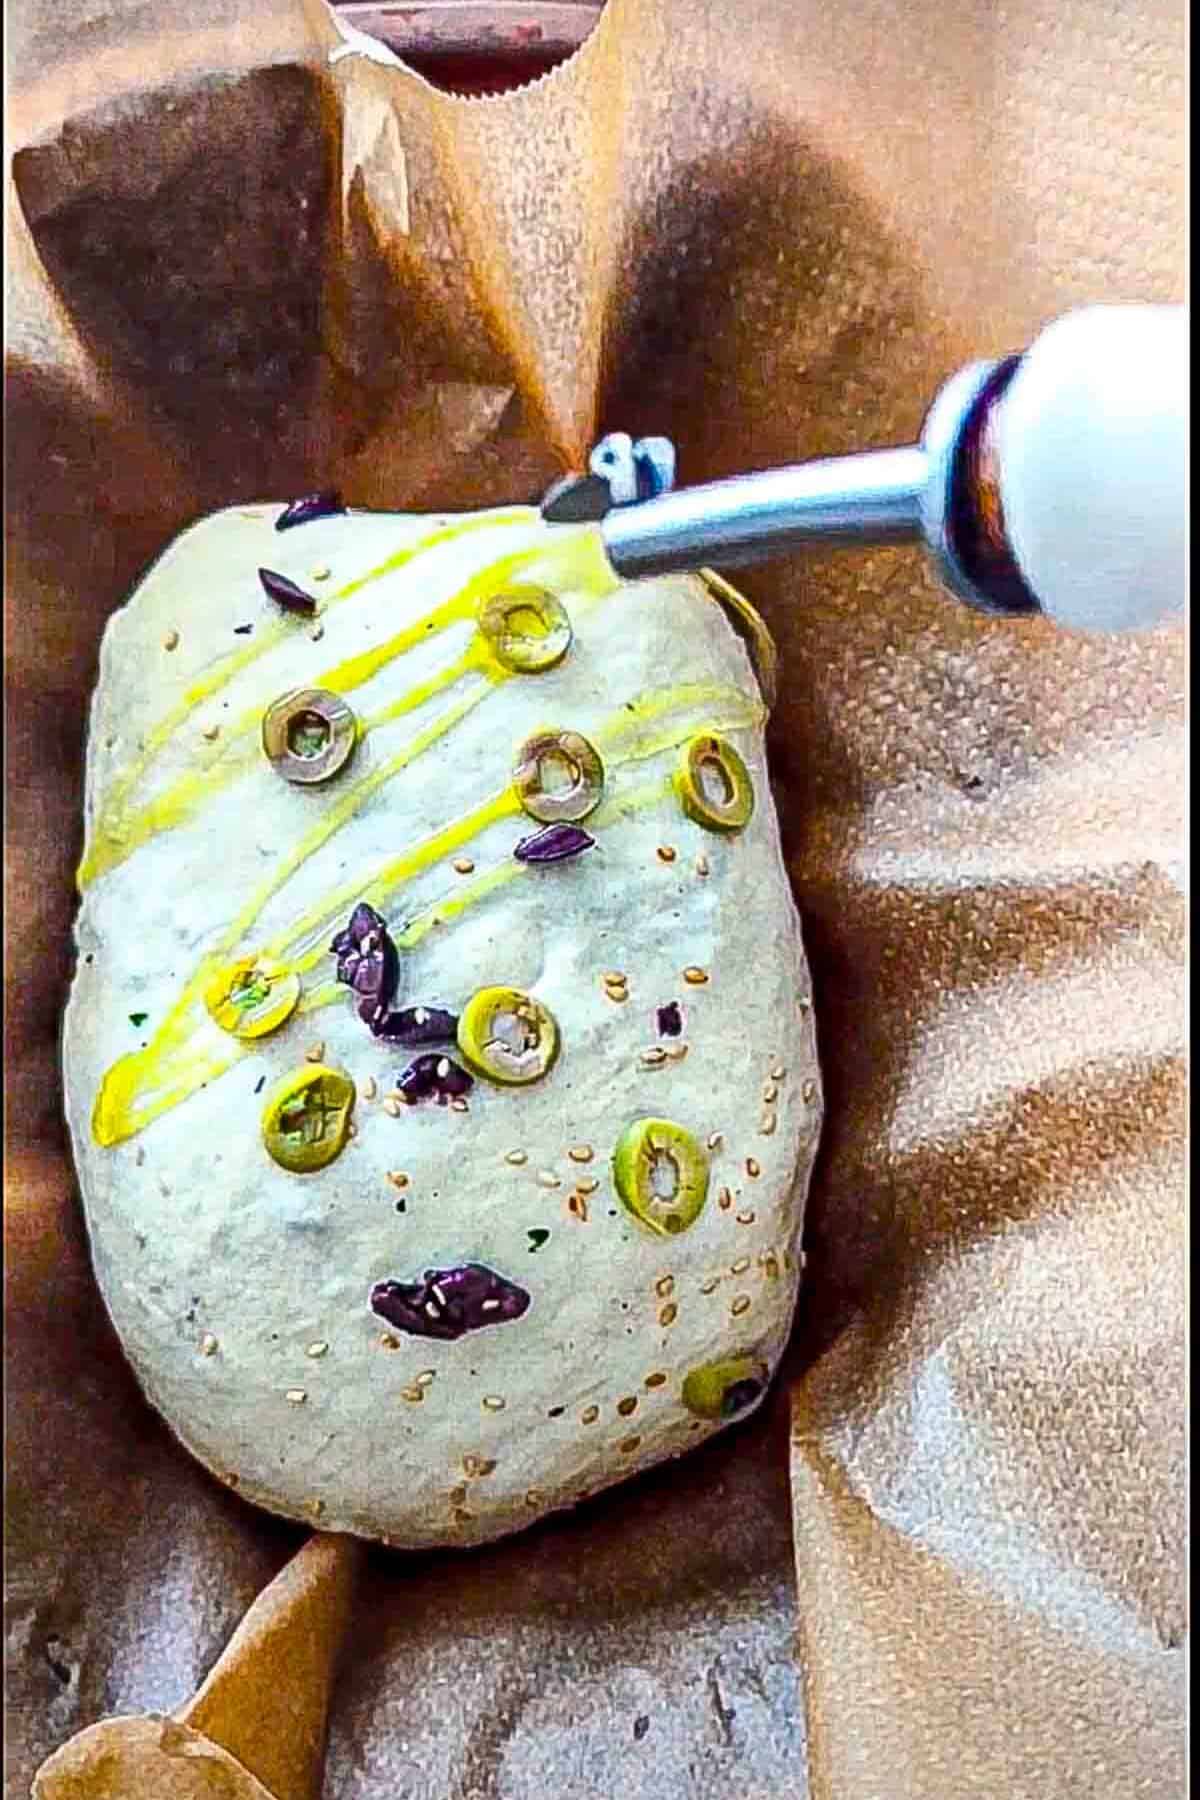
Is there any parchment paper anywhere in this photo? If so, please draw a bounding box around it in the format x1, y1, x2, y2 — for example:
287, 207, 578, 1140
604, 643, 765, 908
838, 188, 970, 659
5, 0, 1185, 1794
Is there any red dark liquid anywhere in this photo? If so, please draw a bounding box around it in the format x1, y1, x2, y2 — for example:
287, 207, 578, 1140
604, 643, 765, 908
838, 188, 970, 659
403, 46, 580, 96
332, 2, 603, 97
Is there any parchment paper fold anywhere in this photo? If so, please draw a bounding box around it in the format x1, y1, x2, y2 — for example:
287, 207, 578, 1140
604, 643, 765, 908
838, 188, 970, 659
5, 0, 1185, 1793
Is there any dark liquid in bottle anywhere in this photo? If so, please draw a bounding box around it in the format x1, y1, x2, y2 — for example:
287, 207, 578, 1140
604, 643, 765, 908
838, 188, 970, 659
403, 45, 578, 96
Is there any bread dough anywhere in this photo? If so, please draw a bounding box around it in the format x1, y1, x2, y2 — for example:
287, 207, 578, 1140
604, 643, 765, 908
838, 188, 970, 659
63, 501, 821, 1546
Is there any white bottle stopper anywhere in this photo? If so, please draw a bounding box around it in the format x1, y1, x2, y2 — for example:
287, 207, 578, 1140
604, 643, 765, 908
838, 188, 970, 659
996, 305, 1186, 633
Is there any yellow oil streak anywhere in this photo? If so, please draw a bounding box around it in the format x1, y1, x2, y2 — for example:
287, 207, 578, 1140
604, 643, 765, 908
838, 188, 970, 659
88, 521, 758, 1149
78, 511, 538, 891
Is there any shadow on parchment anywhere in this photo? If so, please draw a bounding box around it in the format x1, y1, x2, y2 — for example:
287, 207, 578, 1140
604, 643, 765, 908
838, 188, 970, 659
11, 65, 338, 509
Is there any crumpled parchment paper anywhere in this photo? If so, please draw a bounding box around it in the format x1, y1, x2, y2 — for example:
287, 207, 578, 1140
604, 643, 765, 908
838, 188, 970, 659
5, 0, 1185, 1793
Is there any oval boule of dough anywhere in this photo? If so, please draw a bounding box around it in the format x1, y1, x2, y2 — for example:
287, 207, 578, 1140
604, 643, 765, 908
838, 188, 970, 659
63, 503, 822, 1547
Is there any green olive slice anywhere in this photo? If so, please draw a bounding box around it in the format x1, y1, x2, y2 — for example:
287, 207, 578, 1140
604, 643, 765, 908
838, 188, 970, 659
479, 587, 572, 673
262, 688, 358, 786
456, 986, 559, 1086
513, 728, 605, 824
612, 1118, 709, 1237
681, 1355, 769, 1420
674, 732, 754, 833
263, 1065, 354, 1172
204, 953, 301, 1039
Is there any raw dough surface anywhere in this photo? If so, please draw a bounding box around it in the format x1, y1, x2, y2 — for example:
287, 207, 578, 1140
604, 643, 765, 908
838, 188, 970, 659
64, 504, 820, 1546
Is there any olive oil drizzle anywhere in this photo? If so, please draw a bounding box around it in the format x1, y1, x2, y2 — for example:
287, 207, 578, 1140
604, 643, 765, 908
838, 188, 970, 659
87, 514, 764, 1148
79, 510, 538, 891
265, 681, 757, 982
92, 687, 761, 1148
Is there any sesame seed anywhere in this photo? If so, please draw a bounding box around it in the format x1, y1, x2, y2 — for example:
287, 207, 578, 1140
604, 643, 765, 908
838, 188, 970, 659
746, 1158, 761, 1178
731, 1296, 752, 1316
305, 1041, 325, 1062
762, 1082, 779, 1105
603, 969, 627, 987
453, 857, 475, 874
306, 1340, 329, 1358
163, 629, 180, 651
505, 1149, 528, 1165
759, 1111, 777, 1136
576, 1176, 600, 1195
285, 1388, 307, 1405
431, 1283, 448, 1306
617, 1396, 638, 1417
537, 1170, 562, 1189
378, 1332, 399, 1349
360, 1077, 378, 1101
135, 1146, 146, 1167
382, 1097, 403, 1117
700, 1277, 719, 1295
730, 1257, 751, 1275
311, 566, 332, 581
654, 1275, 675, 1298
401, 1384, 425, 1403
525, 1489, 543, 1508
436, 1058, 450, 1078
736, 1209, 757, 1225
640, 1047, 668, 1067
717, 1186, 733, 1210
567, 1192, 590, 1221
202, 723, 221, 741
663, 1043, 689, 1061
310, 1498, 325, 1518
619, 1436, 642, 1455
416, 1369, 436, 1387
656, 845, 677, 863
387, 1170, 409, 1189
200, 1332, 218, 1356
604, 985, 629, 1004
482, 1395, 506, 1412
645, 1372, 667, 1389
567, 1144, 594, 1163
463, 1454, 497, 1478
770, 1062, 786, 1081
310, 624, 325, 642
683, 966, 709, 985
581, 1405, 600, 1424
449, 1484, 469, 1507
346, 1122, 357, 1138
658, 1303, 678, 1327
450, 1097, 469, 1113
695, 854, 710, 877
708, 1132, 724, 1150
761, 1252, 780, 1279
802, 1079, 817, 1103
481, 1298, 500, 1312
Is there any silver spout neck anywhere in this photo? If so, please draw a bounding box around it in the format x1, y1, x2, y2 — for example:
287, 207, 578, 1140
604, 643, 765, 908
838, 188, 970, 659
599, 447, 928, 580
